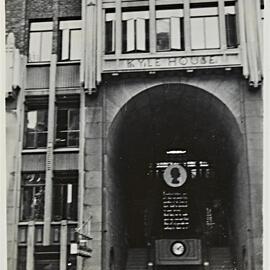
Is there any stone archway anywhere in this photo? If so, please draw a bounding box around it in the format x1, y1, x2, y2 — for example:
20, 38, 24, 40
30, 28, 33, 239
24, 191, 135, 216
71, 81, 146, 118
105, 83, 251, 270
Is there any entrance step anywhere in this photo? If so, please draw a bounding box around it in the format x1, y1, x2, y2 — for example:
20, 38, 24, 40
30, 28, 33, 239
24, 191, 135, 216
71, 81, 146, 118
126, 248, 148, 270
209, 247, 234, 270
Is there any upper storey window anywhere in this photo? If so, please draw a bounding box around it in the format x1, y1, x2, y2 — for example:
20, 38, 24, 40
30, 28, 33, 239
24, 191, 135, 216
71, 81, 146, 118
59, 20, 82, 61
105, 12, 116, 54
55, 96, 80, 148
122, 10, 149, 53
24, 98, 48, 149
29, 21, 53, 62
156, 7, 185, 51
190, 3, 220, 50
225, 1, 238, 48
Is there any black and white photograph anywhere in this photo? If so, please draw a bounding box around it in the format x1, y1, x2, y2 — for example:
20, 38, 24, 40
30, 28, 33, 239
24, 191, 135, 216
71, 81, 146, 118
2, 0, 267, 270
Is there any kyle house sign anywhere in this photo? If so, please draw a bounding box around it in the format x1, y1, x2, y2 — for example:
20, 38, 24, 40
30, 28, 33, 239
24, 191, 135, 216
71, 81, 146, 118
103, 52, 241, 72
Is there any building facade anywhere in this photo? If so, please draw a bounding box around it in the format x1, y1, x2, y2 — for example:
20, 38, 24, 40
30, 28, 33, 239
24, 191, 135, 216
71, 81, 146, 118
5, 1, 263, 270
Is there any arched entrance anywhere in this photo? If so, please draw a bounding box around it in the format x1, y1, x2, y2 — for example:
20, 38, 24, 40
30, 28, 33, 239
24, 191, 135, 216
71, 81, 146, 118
106, 83, 244, 270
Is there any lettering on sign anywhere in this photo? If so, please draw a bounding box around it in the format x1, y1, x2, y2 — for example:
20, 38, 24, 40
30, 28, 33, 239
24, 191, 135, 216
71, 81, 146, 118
123, 56, 218, 69
162, 191, 190, 231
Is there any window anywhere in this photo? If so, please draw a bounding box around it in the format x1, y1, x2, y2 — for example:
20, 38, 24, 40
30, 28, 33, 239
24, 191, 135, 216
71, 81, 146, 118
122, 10, 149, 53
59, 20, 82, 61
190, 3, 220, 50
55, 96, 80, 148
24, 99, 48, 149
29, 21, 53, 62
35, 246, 60, 270
156, 8, 184, 51
105, 11, 116, 54
52, 172, 78, 221
20, 173, 45, 221
225, 1, 238, 48
17, 247, 26, 270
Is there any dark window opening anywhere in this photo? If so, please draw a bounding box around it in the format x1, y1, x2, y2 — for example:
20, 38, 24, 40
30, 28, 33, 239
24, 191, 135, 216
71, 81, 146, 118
52, 172, 78, 221
20, 173, 45, 221
225, 2, 238, 48
24, 99, 48, 149
55, 96, 80, 148
17, 247, 26, 270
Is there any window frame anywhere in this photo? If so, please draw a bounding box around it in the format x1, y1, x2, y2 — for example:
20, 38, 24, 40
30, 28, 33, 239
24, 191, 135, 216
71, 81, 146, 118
190, 3, 220, 50
52, 172, 78, 222
23, 99, 48, 149
59, 19, 82, 62
20, 172, 46, 222
122, 9, 150, 53
156, 7, 185, 52
28, 21, 53, 63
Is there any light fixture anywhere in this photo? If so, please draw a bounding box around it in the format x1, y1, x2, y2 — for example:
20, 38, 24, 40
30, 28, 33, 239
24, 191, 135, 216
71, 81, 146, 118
166, 150, 187, 155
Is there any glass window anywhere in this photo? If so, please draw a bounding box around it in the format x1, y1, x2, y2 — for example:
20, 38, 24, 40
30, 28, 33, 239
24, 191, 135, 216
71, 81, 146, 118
190, 3, 220, 50
225, 2, 238, 48
52, 174, 78, 221
29, 21, 53, 62
20, 173, 45, 221
122, 10, 149, 53
105, 12, 116, 54
24, 108, 48, 149
35, 246, 60, 270
17, 247, 26, 270
55, 107, 79, 148
59, 20, 82, 61
156, 8, 184, 51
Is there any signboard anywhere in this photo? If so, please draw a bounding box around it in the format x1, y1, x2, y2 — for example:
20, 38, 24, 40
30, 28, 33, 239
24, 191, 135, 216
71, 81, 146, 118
70, 240, 92, 257
163, 164, 187, 188
103, 53, 241, 72
162, 191, 190, 231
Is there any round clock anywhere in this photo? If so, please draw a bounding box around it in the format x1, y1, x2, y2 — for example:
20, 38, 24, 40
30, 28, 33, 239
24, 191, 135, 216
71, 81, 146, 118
171, 241, 186, 256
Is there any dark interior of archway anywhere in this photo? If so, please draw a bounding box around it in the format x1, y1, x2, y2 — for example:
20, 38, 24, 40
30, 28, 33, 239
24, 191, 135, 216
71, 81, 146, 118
108, 83, 242, 249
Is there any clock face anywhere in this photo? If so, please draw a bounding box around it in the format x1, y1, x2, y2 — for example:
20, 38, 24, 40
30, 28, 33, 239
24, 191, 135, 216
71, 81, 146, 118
171, 241, 185, 256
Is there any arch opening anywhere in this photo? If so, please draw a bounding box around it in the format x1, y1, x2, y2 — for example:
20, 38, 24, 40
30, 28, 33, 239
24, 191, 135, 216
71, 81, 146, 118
106, 84, 244, 270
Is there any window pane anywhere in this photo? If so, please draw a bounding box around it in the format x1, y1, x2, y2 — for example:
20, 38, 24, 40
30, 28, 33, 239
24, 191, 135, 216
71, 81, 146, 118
53, 185, 63, 220
27, 111, 37, 129
29, 32, 41, 62
30, 22, 53, 31
190, 7, 218, 17
70, 30, 82, 60
156, 19, 170, 51
191, 18, 205, 49
37, 110, 48, 131
61, 29, 69, 60
40, 31, 52, 61
37, 132, 47, 148
33, 186, 45, 220
126, 19, 135, 52
57, 109, 68, 131
205, 17, 220, 48
225, 15, 237, 48
68, 131, 79, 147
21, 188, 33, 220
136, 18, 146, 51
69, 109, 79, 130
105, 20, 115, 53
171, 17, 181, 50
17, 247, 26, 270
